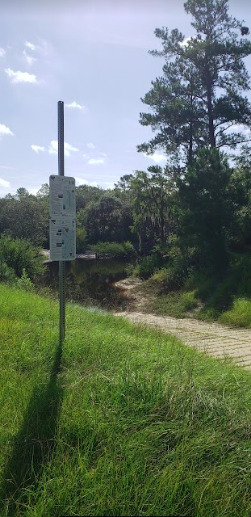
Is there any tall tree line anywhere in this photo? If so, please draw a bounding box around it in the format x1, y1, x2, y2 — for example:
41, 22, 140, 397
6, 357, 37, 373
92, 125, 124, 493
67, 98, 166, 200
0, 0, 250, 279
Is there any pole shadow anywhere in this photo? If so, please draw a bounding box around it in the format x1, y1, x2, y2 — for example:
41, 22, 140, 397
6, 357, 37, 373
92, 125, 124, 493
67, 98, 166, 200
0, 341, 63, 516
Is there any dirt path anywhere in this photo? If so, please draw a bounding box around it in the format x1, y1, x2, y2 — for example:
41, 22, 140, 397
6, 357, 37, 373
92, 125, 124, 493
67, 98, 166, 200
113, 279, 251, 370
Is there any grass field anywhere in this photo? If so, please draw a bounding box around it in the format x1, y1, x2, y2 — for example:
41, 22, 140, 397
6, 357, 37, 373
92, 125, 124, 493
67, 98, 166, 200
0, 283, 250, 516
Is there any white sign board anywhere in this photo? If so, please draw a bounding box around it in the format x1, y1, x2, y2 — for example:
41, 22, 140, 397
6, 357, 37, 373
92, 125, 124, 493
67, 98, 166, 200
50, 217, 76, 261
49, 175, 76, 216
49, 175, 76, 261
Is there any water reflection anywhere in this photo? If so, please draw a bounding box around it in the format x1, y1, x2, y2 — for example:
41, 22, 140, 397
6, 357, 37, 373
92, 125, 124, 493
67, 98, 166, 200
43, 258, 131, 311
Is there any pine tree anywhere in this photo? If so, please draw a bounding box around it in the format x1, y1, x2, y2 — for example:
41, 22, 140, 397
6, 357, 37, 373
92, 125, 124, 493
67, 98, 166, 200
139, 0, 251, 167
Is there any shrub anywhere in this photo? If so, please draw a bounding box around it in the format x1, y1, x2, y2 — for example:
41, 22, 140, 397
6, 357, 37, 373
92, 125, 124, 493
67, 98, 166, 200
0, 260, 16, 282
219, 298, 251, 327
134, 254, 163, 279
16, 268, 35, 292
0, 235, 43, 281
152, 265, 187, 290
89, 241, 136, 259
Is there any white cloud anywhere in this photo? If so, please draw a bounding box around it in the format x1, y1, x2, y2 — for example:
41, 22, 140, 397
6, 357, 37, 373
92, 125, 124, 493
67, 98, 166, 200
48, 140, 79, 157
75, 177, 88, 186
48, 141, 59, 155
144, 152, 166, 164
65, 101, 86, 110
88, 158, 105, 165
0, 48, 6, 57
87, 142, 95, 149
5, 68, 37, 84
75, 177, 98, 187
31, 144, 45, 153
83, 151, 106, 164
0, 123, 14, 137
25, 41, 36, 51
103, 182, 115, 189
0, 178, 10, 188
23, 50, 36, 66
29, 187, 40, 195
64, 143, 79, 157
0, 165, 14, 170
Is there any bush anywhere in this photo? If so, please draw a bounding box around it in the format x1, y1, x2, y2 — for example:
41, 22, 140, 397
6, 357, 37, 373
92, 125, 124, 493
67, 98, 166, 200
152, 265, 187, 290
134, 254, 163, 279
219, 298, 251, 327
152, 256, 191, 291
0, 235, 43, 281
16, 268, 35, 292
89, 241, 136, 259
0, 260, 16, 282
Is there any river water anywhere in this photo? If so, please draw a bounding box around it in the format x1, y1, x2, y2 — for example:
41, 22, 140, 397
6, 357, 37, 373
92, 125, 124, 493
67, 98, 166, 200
43, 257, 131, 310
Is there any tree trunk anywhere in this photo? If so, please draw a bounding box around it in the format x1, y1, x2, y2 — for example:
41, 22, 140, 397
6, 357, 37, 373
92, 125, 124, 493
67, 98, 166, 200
206, 70, 216, 147
188, 93, 194, 165
188, 121, 193, 165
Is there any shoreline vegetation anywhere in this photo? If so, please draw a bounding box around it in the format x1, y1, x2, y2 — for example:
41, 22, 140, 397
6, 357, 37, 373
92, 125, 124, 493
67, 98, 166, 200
41, 248, 251, 329
1, 234, 250, 328
0, 283, 250, 516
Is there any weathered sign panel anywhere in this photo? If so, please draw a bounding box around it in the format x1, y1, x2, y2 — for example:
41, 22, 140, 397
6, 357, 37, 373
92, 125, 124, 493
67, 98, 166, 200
49, 175, 76, 216
49, 175, 76, 261
50, 216, 76, 261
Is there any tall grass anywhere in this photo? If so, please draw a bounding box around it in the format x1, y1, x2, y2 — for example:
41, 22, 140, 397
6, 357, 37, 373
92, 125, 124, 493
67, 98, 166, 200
0, 284, 250, 516
149, 251, 251, 326
219, 298, 251, 327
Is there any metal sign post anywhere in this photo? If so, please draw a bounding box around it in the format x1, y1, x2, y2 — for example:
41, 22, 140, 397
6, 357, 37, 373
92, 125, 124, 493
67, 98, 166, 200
49, 101, 76, 345
58, 101, 65, 344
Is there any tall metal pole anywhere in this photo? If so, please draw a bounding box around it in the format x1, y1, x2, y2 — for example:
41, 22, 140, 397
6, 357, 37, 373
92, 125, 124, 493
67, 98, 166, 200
58, 101, 65, 344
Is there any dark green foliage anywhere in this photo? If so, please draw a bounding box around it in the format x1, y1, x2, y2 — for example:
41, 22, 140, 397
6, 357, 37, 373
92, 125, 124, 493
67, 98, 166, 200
157, 250, 194, 290
195, 252, 251, 313
228, 147, 251, 250
0, 260, 16, 282
0, 235, 43, 281
128, 167, 178, 254
85, 194, 133, 244
134, 253, 164, 279
89, 241, 136, 259
114, 174, 134, 198
0, 191, 49, 247
75, 184, 104, 211
178, 148, 233, 271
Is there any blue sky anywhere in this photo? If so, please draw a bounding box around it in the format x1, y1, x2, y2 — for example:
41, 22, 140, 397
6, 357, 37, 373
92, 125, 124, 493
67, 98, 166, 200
0, 0, 250, 197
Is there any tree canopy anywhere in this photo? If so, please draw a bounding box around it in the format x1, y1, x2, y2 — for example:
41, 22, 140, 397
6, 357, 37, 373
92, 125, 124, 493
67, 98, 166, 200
138, 0, 251, 168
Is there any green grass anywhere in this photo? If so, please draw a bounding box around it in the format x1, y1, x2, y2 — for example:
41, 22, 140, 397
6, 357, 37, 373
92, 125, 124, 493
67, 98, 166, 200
219, 298, 251, 327
151, 290, 199, 318
0, 283, 250, 516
